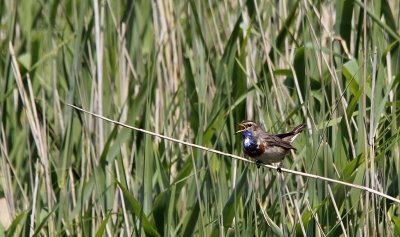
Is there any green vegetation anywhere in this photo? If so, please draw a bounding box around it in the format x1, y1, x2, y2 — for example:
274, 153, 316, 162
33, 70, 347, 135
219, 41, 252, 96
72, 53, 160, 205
1, 0, 399, 236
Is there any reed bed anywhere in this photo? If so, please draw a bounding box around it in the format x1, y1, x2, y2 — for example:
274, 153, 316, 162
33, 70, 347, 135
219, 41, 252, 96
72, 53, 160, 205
1, 0, 399, 236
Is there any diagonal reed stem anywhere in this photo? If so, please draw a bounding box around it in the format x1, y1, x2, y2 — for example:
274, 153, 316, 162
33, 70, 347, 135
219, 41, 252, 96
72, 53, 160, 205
66, 103, 400, 206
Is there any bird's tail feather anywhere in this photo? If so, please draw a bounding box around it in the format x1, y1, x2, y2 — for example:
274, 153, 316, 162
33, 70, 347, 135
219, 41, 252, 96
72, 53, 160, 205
292, 123, 306, 134
287, 124, 306, 142
277, 123, 306, 143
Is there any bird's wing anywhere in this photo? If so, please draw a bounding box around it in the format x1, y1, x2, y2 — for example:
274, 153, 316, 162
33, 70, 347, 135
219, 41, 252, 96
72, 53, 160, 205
260, 134, 295, 149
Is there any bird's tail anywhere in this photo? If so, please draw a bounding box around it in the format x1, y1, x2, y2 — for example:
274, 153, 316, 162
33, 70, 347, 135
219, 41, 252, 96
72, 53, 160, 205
288, 123, 306, 142
292, 123, 306, 134
277, 123, 306, 143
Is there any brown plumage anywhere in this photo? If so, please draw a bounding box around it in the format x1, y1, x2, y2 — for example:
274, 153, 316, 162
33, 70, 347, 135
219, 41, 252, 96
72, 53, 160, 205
237, 121, 306, 171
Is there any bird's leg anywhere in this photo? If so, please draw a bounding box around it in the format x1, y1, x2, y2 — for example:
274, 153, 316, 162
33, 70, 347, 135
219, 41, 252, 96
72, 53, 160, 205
256, 160, 262, 168
277, 162, 283, 173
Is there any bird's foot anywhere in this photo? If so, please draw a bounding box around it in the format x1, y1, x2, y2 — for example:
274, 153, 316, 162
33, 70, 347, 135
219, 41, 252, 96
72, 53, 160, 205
277, 162, 283, 173
256, 160, 262, 169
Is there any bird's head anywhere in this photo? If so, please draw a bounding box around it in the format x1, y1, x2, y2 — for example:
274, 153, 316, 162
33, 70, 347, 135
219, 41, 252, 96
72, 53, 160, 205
236, 120, 259, 135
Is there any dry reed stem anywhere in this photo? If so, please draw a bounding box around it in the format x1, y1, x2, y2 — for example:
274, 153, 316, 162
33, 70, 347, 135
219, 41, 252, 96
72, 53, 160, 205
66, 103, 400, 206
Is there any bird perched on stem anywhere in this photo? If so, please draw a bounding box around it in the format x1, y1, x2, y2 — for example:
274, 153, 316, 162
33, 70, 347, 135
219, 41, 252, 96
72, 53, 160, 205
236, 120, 306, 172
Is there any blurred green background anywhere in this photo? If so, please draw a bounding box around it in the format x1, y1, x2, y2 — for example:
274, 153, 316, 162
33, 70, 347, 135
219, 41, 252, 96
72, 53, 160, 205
1, 0, 399, 236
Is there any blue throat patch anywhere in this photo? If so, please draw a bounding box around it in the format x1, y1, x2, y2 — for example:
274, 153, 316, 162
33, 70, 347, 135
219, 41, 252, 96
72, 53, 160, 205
241, 130, 258, 153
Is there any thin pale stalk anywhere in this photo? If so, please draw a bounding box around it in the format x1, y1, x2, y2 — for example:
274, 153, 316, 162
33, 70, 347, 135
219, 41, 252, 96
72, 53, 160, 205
328, 184, 348, 237
67, 104, 400, 206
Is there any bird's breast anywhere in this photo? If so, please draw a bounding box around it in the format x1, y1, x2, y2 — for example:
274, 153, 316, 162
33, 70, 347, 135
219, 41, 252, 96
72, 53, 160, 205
242, 137, 264, 157
243, 137, 251, 147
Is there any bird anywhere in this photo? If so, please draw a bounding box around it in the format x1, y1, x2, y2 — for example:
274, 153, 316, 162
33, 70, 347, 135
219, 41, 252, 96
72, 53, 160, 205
236, 120, 306, 172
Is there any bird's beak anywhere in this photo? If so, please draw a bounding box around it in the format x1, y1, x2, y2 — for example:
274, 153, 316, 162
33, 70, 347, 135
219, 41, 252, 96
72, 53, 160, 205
235, 124, 245, 133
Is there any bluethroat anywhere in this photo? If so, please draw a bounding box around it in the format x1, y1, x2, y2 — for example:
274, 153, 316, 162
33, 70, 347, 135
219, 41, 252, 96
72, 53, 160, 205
236, 120, 306, 172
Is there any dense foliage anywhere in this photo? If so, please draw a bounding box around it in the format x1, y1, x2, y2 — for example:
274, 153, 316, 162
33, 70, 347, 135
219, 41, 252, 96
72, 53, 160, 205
1, 0, 399, 236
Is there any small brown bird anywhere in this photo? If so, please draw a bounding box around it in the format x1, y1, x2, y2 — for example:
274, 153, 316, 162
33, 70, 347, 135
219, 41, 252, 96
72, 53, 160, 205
236, 120, 306, 172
